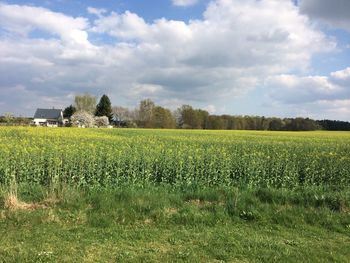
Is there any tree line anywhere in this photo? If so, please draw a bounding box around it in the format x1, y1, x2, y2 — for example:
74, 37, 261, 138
1, 94, 349, 131
61, 95, 350, 131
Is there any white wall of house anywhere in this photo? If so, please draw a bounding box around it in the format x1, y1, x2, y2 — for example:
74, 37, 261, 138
33, 118, 59, 127
33, 118, 46, 126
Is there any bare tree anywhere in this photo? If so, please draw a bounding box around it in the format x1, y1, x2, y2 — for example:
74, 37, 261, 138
112, 106, 131, 122
112, 106, 138, 127
3, 112, 14, 125
138, 99, 155, 128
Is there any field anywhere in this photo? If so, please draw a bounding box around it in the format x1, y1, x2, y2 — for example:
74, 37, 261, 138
1, 127, 350, 188
1, 127, 350, 262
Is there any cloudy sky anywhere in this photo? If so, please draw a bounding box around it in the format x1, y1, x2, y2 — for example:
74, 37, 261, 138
0, 0, 349, 120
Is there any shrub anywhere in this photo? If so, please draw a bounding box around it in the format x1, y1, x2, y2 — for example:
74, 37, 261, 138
94, 116, 109, 128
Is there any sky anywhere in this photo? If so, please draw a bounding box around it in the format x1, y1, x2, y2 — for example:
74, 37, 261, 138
0, 0, 350, 121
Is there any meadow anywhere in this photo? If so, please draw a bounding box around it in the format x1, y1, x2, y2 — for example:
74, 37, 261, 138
0, 127, 350, 262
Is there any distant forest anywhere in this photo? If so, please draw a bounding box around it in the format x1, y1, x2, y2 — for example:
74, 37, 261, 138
1, 98, 350, 131
107, 99, 350, 131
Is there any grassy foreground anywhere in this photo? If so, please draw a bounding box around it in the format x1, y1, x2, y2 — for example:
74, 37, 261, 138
1, 185, 350, 262
1, 128, 350, 261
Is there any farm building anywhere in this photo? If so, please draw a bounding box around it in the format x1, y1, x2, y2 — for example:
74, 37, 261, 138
33, 108, 64, 127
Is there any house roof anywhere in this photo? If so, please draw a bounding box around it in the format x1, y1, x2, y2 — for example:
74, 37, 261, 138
34, 108, 62, 119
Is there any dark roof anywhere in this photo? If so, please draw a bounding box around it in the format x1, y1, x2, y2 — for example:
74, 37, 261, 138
34, 108, 62, 119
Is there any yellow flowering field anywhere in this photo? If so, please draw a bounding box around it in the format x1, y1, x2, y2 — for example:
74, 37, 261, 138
0, 127, 349, 188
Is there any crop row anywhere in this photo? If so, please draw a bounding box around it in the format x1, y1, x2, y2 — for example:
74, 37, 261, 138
0, 127, 349, 189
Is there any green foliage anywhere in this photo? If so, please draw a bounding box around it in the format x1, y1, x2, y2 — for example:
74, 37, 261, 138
177, 105, 209, 129
317, 119, 350, 131
74, 94, 96, 114
63, 105, 76, 118
112, 99, 350, 130
151, 106, 176, 129
0, 115, 31, 126
137, 99, 176, 128
95, 94, 112, 121
3, 113, 14, 124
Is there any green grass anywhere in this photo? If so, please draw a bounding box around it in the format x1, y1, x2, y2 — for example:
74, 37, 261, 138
1, 185, 350, 262
1, 128, 350, 261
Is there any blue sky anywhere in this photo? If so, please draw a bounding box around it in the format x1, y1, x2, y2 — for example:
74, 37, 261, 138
0, 0, 350, 120
5, 0, 210, 22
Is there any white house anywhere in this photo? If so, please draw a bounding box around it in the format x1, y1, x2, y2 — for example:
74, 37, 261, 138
33, 108, 63, 127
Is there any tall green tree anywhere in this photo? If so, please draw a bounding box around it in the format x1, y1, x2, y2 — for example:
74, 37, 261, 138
151, 106, 176, 129
207, 115, 225, 130
63, 105, 76, 118
268, 118, 284, 131
177, 105, 203, 129
95, 94, 112, 121
196, 109, 209, 129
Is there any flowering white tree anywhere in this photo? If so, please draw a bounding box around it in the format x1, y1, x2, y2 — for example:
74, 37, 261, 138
94, 116, 109, 128
71, 111, 95, 128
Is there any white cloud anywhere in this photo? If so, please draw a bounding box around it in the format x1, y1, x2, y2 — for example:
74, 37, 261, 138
91, 11, 149, 40
87, 7, 107, 17
0, 3, 89, 45
300, 0, 350, 32
266, 74, 345, 104
88, 0, 334, 102
204, 104, 216, 114
0, 1, 340, 119
128, 83, 164, 98
329, 67, 350, 89
265, 67, 350, 120
331, 67, 350, 80
318, 99, 350, 115
301, 100, 350, 121
172, 0, 199, 7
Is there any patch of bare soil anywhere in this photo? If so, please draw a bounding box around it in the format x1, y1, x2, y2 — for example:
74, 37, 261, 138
3, 194, 58, 211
